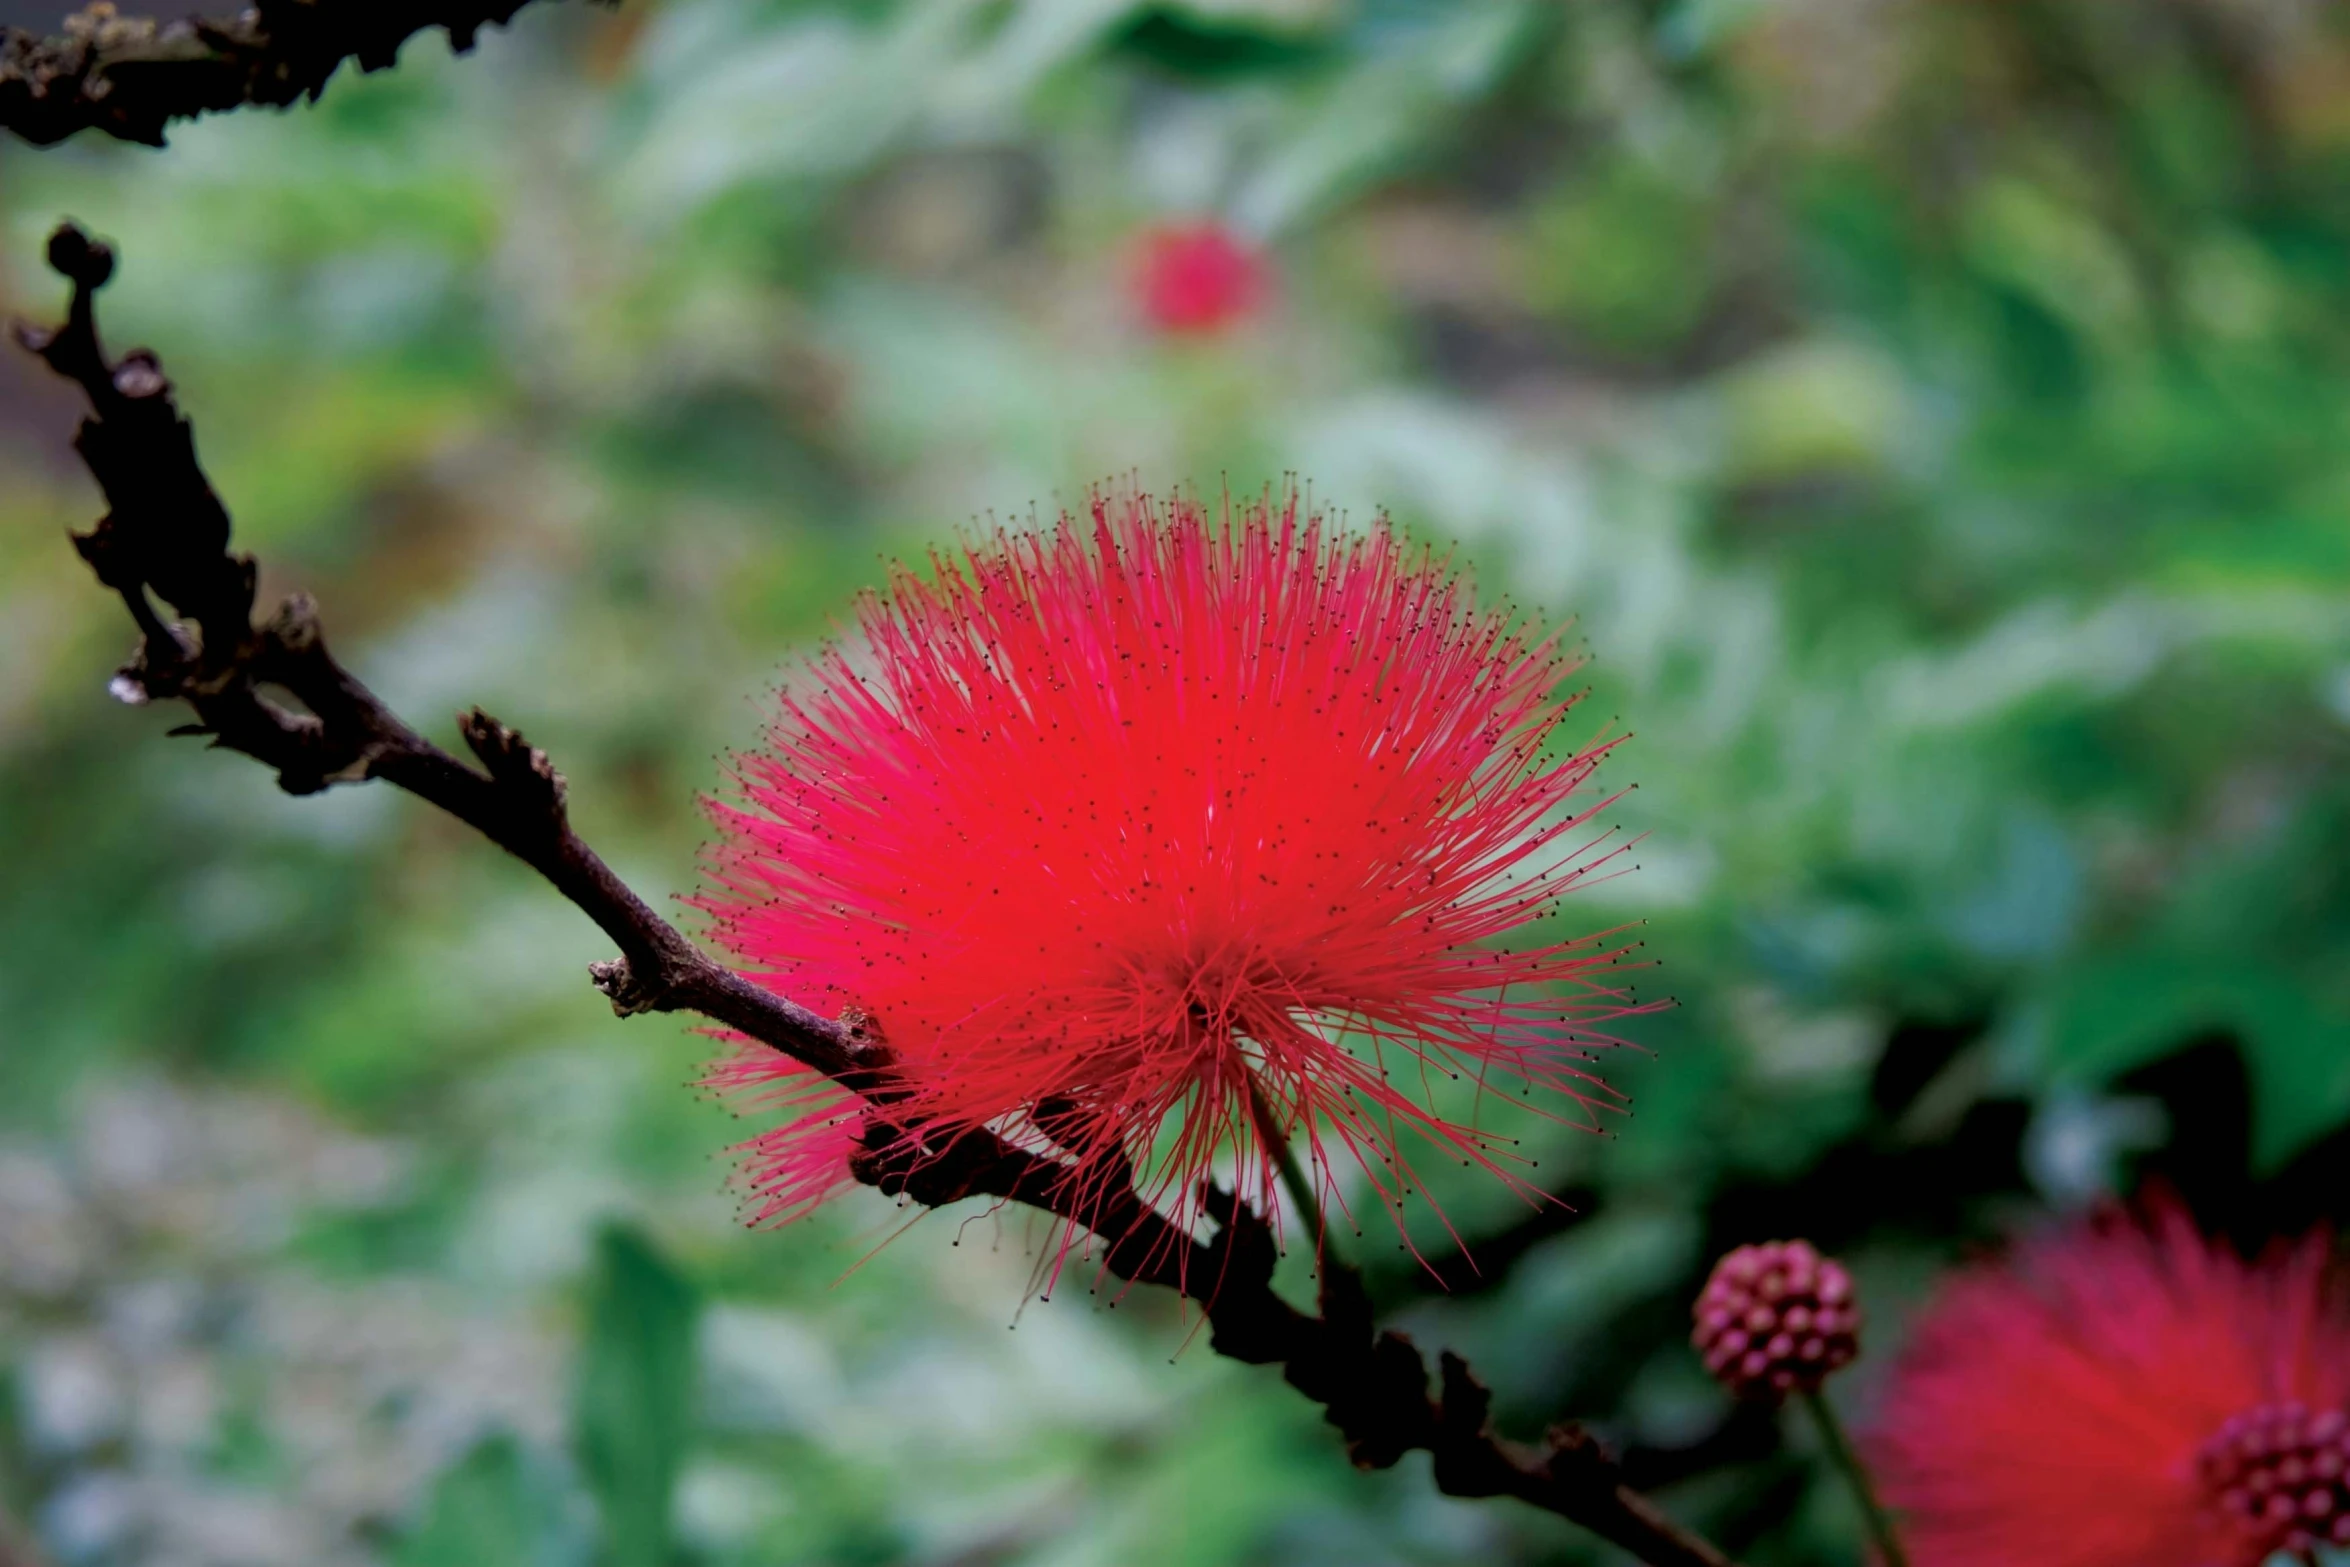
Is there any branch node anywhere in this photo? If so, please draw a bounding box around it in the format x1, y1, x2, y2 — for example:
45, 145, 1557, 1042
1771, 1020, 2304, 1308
589, 956, 662, 1017
458, 706, 568, 815
1541, 1422, 1624, 1504
110, 350, 167, 400
1425, 1351, 1519, 1496
71, 524, 132, 590
264, 591, 324, 655
1333, 1331, 1430, 1470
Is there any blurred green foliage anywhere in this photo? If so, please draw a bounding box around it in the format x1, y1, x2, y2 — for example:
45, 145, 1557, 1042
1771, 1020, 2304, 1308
3, 0, 2350, 1563
576, 1228, 700, 1567
397, 1436, 579, 1567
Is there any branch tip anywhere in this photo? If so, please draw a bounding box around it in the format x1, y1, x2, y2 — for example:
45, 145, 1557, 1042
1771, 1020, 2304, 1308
1437, 1350, 1494, 1434
110, 351, 167, 400
458, 706, 567, 811
45, 221, 111, 287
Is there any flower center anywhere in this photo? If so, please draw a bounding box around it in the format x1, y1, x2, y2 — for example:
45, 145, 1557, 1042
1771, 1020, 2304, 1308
2198, 1403, 2350, 1563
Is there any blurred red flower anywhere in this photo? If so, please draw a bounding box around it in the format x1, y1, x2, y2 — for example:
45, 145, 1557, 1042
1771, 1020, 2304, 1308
699, 489, 1645, 1274
1130, 221, 1267, 336
1871, 1199, 2350, 1567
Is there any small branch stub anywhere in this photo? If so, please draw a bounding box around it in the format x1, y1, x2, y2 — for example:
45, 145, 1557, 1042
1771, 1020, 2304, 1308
458, 707, 569, 819
589, 957, 659, 1017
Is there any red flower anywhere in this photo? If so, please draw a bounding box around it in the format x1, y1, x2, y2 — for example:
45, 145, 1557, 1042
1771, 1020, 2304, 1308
699, 489, 1644, 1269
702, 1046, 862, 1227
1130, 221, 1267, 336
1870, 1199, 2350, 1567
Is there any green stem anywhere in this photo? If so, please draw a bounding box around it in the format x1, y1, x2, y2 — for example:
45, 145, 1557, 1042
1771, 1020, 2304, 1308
1804, 1389, 1907, 1567
1243, 1070, 1343, 1269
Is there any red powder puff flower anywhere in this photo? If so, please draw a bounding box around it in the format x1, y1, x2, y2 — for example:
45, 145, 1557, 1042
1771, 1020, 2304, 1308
1130, 221, 1267, 336
697, 489, 1646, 1270
1870, 1198, 2350, 1567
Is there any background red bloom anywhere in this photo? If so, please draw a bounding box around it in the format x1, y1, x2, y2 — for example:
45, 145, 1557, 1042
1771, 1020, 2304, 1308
1870, 1199, 2350, 1567
699, 490, 1644, 1266
1129, 222, 1267, 336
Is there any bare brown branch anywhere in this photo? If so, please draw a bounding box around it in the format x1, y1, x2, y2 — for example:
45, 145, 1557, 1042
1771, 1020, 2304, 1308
11, 223, 858, 1080
0, 0, 597, 148
11, 224, 1738, 1567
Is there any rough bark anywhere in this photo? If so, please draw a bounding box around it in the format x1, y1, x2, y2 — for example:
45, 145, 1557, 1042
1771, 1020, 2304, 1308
1, 0, 591, 146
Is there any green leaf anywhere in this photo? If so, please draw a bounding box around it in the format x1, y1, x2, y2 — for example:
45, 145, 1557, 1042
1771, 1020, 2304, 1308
2045, 949, 2350, 1171
1109, 6, 1340, 79
574, 1225, 701, 1567
395, 1435, 572, 1567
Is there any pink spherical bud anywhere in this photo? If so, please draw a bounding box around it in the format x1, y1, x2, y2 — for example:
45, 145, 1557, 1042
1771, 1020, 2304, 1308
1692, 1240, 1862, 1403
2198, 1402, 2350, 1564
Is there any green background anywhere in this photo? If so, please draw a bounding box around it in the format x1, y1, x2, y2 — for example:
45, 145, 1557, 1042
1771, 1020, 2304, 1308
3, 0, 2350, 1562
